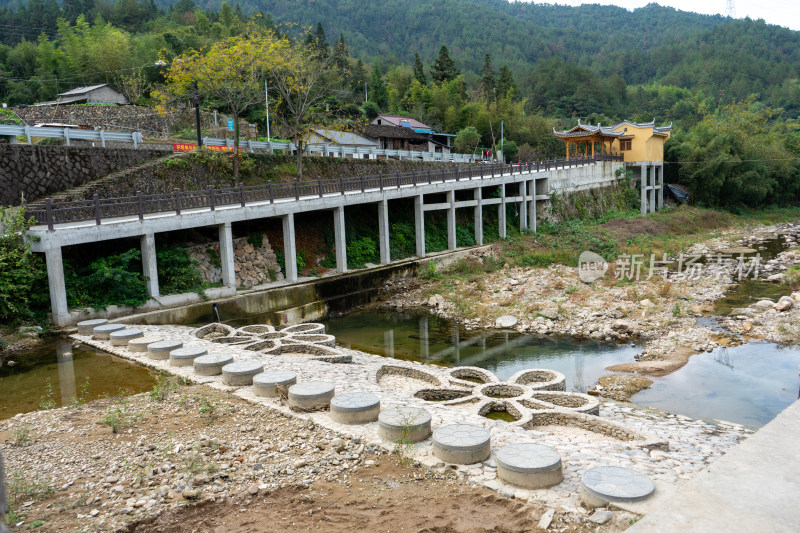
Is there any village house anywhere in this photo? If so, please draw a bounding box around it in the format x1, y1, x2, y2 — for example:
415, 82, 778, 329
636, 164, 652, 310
33, 84, 129, 107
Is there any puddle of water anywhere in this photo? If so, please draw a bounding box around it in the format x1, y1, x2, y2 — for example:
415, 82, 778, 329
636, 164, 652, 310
0, 337, 157, 420
326, 309, 639, 392
712, 279, 790, 316
633, 343, 800, 427
484, 411, 517, 423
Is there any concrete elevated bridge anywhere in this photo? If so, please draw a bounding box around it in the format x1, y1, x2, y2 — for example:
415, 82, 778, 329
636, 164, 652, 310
25, 156, 626, 326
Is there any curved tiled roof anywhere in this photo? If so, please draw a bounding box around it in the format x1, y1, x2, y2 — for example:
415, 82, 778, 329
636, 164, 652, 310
554, 119, 672, 138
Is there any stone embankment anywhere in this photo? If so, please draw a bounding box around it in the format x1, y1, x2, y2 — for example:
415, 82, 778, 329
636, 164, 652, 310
187, 234, 283, 288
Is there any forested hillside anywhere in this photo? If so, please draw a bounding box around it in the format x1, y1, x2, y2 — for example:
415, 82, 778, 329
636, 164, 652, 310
1, 0, 798, 207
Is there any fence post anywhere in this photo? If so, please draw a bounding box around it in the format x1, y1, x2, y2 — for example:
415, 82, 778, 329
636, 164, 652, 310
137, 191, 144, 220
339, 176, 345, 195
294, 179, 300, 201
360, 175, 365, 192
396, 171, 401, 189
174, 188, 181, 215
412, 169, 417, 185
318, 177, 323, 198
45, 198, 54, 230
93, 194, 102, 225
379, 173, 384, 192
209, 187, 215, 211
240, 183, 247, 206
99, 129, 106, 148
481, 164, 484, 179
427, 169, 432, 184
268, 181, 274, 203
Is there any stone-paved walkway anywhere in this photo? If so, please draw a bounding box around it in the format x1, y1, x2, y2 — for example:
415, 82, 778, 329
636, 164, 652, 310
74, 324, 752, 512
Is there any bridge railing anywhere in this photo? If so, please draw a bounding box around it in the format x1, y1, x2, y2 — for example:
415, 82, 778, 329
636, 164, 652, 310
0, 124, 144, 147
25, 155, 623, 229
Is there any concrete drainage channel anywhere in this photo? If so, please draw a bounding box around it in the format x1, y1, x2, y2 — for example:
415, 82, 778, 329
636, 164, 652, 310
74, 318, 678, 514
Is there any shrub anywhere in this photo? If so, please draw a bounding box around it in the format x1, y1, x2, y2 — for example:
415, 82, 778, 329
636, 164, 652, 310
0, 206, 49, 323
157, 246, 204, 295
347, 236, 377, 268
65, 249, 148, 309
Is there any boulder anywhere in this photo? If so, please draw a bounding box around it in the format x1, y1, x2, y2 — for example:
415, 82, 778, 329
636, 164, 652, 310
539, 308, 560, 320
611, 319, 632, 332
495, 315, 518, 328
774, 296, 795, 312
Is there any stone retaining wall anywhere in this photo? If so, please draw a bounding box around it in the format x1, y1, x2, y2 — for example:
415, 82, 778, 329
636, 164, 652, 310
0, 144, 169, 205
187, 233, 283, 288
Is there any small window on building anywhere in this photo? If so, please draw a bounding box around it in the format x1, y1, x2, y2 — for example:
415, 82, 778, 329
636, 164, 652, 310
620, 140, 632, 151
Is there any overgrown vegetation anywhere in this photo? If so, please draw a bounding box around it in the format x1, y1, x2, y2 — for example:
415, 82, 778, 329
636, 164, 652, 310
0, 206, 49, 324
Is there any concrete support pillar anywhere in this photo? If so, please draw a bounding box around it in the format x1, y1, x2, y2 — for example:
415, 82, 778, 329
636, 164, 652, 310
140, 233, 159, 299
333, 206, 347, 273
282, 213, 298, 282
474, 188, 483, 245
528, 180, 536, 233
640, 163, 647, 216
447, 190, 456, 251
657, 164, 664, 209
378, 199, 390, 264
649, 164, 656, 213
218, 222, 236, 289
45, 247, 69, 325
519, 182, 528, 232
499, 184, 507, 238
414, 194, 425, 258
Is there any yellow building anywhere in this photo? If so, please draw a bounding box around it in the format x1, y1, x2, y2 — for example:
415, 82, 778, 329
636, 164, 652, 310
553, 119, 673, 215
553, 119, 672, 163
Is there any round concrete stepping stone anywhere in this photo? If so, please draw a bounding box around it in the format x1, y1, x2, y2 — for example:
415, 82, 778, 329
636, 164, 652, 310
169, 346, 208, 367
378, 407, 432, 443
193, 353, 234, 376
147, 339, 183, 360
128, 336, 162, 353
109, 328, 144, 346
253, 370, 297, 398
92, 323, 126, 339
288, 381, 335, 410
330, 392, 381, 425
580, 466, 655, 508
77, 319, 108, 335
432, 423, 491, 464
222, 361, 264, 386
496, 443, 563, 489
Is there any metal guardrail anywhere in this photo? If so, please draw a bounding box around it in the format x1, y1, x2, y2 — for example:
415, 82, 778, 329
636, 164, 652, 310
25, 155, 623, 230
0, 124, 144, 147
203, 136, 476, 162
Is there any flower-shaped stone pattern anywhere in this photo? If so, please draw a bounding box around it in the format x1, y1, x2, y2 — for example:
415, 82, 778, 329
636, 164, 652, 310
191, 322, 349, 363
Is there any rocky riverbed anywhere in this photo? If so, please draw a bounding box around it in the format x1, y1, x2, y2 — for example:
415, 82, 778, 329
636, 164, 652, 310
382, 222, 800, 399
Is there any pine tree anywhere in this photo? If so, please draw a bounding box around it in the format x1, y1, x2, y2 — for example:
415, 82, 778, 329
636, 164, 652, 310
430, 45, 459, 84
334, 33, 349, 72
369, 63, 388, 109
314, 22, 329, 57
413, 52, 427, 85
497, 65, 516, 99
479, 53, 496, 102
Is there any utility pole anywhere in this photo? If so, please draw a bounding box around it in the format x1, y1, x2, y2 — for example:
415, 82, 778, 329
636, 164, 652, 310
500, 120, 504, 163
265, 79, 271, 141
192, 83, 202, 147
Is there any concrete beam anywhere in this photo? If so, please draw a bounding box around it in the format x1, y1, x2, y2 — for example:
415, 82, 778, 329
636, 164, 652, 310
282, 213, 298, 282
447, 190, 456, 251
45, 247, 69, 326
474, 188, 483, 246
378, 199, 390, 264
140, 233, 159, 299
218, 222, 235, 289
414, 194, 425, 258
333, 206, 347, 273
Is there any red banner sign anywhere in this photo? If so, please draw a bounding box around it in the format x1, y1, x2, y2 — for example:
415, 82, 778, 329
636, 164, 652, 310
172, 144, 236, 152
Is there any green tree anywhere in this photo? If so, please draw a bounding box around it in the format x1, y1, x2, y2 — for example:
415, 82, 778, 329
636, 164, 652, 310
454, 126, 481, 153
369, 62, 388, 109
430, 45, 459, 85
496, 65, 516, 99
500, 139, 519, 162
0, 206, 48, 323
313, 22, 329, 57
479, 53, 495, 103
413, 52, 427, 85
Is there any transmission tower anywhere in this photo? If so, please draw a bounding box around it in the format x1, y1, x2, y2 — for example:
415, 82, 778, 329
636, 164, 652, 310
726, 0, 736, 18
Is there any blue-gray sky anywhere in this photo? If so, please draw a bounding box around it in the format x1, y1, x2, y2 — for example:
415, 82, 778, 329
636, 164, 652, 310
536, 1, 799, 31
